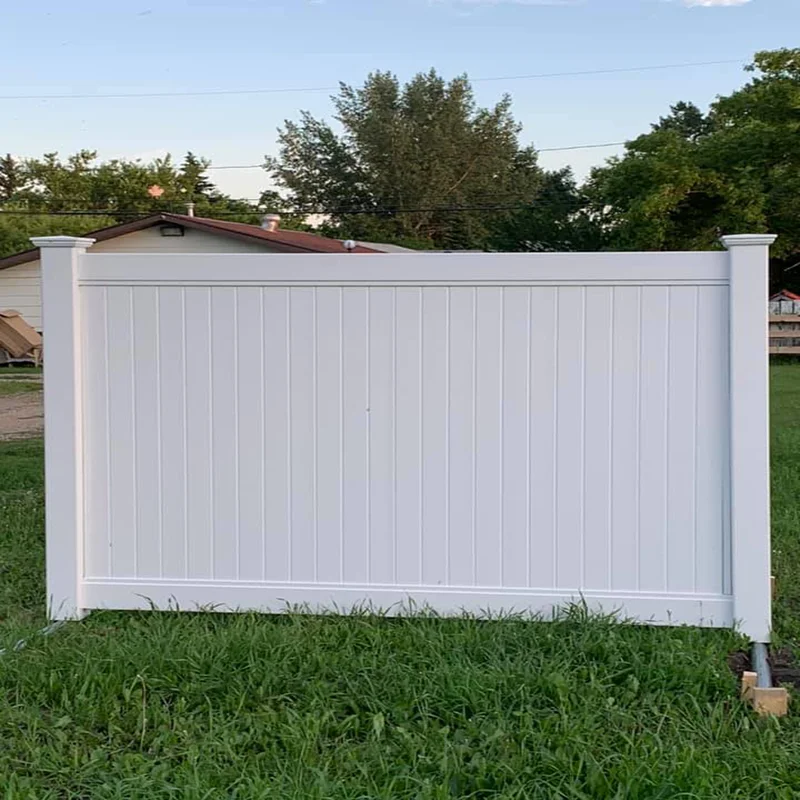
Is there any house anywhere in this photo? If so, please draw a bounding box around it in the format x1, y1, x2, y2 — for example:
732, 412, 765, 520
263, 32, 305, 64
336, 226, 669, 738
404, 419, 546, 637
0, 212, 383, 331
769, 290, 800, 354
769, 289, 800, 316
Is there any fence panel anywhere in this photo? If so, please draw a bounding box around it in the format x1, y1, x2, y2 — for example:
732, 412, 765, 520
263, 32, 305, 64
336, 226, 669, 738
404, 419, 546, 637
34, 241, 776, 640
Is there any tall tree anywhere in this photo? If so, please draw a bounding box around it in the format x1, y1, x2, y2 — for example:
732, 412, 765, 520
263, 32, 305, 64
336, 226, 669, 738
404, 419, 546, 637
266, 70, 542, 249
587, 48, 800, 287
179, 152, 217, 200
0, 150, 265, 257
0, 154, 22, 202
487, 168, 604, 252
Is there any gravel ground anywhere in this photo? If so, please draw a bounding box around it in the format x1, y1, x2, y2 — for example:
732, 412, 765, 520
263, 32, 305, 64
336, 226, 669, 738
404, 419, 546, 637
0, 390, 43, 440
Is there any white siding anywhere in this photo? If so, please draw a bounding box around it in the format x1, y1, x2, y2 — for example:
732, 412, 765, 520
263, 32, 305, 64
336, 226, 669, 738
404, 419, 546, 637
0, 261, 42, 329
94, 226, 272, 254
0, 227, 281, 330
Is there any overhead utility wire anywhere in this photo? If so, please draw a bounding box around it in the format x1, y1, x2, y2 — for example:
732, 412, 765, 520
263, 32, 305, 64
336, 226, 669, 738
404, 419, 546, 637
0, 204, 552, 217
206, 140, 628, 171
0, 58, 746, 101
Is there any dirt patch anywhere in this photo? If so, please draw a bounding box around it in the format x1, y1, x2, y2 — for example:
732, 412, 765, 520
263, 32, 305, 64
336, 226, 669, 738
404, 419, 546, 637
728, 647, 800, 690
727, 650, 751, 682
0, 389, 43, 440
771, 647, 800, 690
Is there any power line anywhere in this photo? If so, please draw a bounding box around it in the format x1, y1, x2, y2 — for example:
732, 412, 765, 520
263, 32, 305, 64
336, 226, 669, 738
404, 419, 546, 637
0, 58, 746, 101
206, 140, 628, 171
0, 204, 544, 217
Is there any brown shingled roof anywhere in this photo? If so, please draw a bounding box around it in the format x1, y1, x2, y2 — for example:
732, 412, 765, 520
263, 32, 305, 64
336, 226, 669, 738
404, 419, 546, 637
0, 212, 381, 270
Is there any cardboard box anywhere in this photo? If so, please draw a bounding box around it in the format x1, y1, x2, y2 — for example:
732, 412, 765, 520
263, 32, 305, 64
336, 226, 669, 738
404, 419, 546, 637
0, 310, 43, 358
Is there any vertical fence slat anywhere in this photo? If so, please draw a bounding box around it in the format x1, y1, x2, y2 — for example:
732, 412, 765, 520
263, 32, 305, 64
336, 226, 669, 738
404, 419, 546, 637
341, 288, 370, 584
448, 287, 476, 586
315, 288, 343, 583
638, 287, 670, 592
289, 287, 315, 582
367, 288, 395, 585
695, 286, 728, 595
236, 288, 265, 582
666, 287, 698, 593
184, 288, 213, 579
106, 286, 137, 579
395, 288, 423, 585
263, 288, 291, 582
475, 287, 503, 587
610, 287, 640, 591
583, 287, 613, 591
555, 287, 584, 589
501, 288, 531, 588
529, 288, 557, 589
132, 287, 161, 579
421, 288, 448, 587
209, 287, 238, 581
82, 286, 110, 580
157, 287, 187, 579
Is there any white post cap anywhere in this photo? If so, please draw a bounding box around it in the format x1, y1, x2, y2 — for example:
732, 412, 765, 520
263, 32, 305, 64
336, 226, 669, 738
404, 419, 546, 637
720, 234, 778, 249
30, 236, 96, 249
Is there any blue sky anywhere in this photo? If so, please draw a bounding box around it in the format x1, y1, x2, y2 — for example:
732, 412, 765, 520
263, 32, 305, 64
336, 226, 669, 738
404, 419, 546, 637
2, 0, 797, 200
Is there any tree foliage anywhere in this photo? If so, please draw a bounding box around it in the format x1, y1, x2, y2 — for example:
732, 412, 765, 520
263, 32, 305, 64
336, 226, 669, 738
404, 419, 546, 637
266, 70, 543, 249
487, 168, 603, 253
0, 151, 262, 258
587, 48, 800, 287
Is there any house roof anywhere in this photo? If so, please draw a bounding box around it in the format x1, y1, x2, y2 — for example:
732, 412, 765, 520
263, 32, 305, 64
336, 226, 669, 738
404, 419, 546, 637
0, 212, 381, 270
771, 290, 800, 302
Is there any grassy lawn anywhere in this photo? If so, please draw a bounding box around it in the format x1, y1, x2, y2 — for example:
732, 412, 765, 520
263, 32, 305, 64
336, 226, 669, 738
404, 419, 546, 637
0, 381, 41, 397
1, 367, 800, 797
0, 366, 43, 377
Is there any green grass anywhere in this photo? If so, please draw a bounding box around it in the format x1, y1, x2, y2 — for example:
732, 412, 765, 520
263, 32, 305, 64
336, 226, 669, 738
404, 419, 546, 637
0, 366, 42, 376
770, 364, 800, 649
0, 380, 41, 396
1, 366, 800, 797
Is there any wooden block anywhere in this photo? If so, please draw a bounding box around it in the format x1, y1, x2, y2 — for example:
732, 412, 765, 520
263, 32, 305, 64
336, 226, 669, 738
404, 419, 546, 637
752, 687, 789, 717
741, 671, 757, 701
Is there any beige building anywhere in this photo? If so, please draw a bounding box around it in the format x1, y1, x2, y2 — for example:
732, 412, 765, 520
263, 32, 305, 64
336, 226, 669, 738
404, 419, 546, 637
0, 213, 382, 330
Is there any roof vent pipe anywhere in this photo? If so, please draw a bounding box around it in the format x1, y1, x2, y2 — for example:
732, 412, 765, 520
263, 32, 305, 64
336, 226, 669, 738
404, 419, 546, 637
185, 202, 195, 217
262, 214, 281, 232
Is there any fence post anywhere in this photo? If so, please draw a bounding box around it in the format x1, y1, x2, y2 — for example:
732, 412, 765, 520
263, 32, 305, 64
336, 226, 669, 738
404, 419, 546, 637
31, 235, 96, 620
722, 233, 777, 643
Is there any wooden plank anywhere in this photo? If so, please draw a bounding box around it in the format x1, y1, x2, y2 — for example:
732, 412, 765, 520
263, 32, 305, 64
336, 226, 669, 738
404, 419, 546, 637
741, 671, 757, 701
752, 687, 789, 717
767, 330, 800, 338
769, 315, 800, 323
770, 347, 800, 354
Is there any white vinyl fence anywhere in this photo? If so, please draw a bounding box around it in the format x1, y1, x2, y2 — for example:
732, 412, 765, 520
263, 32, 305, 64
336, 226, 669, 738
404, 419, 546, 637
36, 235, 776, 641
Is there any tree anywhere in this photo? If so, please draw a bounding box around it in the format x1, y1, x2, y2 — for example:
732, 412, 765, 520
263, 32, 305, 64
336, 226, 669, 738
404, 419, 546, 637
0, 150, 272, 257
179, 152, 217, 200
0, 212, 115, 260
487, 168, 604, 252
266, 70, 542, 249
0, 155, 22, 202
587, 49, 800, 288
